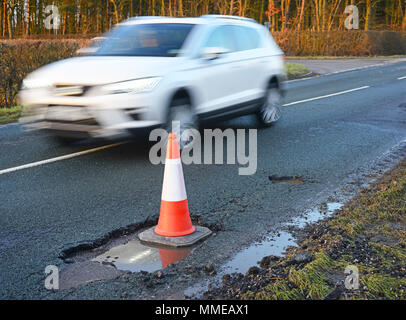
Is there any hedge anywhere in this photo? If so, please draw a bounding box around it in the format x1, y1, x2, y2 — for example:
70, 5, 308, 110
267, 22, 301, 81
0, 40, 88, 108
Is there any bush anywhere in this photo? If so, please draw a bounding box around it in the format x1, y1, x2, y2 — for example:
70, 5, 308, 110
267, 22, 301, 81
273, 31, 406, 56
0, 40, 89, 108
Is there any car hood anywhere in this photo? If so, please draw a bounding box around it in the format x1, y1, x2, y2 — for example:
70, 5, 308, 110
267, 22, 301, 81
27, 56, 182, 85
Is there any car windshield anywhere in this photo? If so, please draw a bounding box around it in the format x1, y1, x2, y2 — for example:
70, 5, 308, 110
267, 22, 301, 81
93, 23, 195, 57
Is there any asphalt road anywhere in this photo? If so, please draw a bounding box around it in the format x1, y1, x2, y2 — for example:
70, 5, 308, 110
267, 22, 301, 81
1, 61, 406, 299
287, 57, 406, 75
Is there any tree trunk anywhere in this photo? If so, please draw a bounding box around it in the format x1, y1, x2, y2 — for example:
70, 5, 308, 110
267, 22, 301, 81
110, 0, 119, 24
161, 0, 165, 15
230, 0, 235, 15
365, 0, 371, 30
2, 1, 6, 37
63, 12, 67, 35
297, 0, 305, 31
7, 10, 12, 39
178, 0, 183, 16
259, 0, 264, 24
26, 0, 30, 36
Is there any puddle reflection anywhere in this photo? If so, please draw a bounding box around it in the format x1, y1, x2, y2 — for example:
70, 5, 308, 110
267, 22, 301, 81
92, 240, 192, 273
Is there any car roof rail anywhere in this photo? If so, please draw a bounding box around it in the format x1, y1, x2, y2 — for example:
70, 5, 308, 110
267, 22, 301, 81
121, 16, 171, 23
200, 14, 257, 23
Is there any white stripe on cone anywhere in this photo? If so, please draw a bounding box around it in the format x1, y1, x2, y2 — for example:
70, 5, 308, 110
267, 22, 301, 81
161, 158, 187, 202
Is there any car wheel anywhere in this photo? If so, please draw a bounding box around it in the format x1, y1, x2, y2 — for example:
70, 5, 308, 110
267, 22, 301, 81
165, 97, 198, 150
257, 85, 282, 127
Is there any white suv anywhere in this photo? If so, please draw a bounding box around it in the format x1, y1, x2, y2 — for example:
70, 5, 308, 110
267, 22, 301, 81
19, 15, 286, 145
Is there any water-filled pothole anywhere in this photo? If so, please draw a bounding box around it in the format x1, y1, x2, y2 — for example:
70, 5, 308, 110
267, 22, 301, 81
184, 201, 343, 298
92, 239, 193, 273
58, 230, 198, 290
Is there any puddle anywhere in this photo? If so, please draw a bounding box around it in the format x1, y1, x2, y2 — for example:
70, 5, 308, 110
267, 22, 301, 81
184, 202, 343, 298
92, 239, 193, 273
184, 231, 296, 298
222, 202, 343, 275
59, 237, 195, 290
287, 202, 343, 228
222, 231, 296, 274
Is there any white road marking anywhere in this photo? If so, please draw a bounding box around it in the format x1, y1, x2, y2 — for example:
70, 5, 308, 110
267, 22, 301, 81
0, 142, 126, 175
398, 75, 406, 80
283, 86, 370, 107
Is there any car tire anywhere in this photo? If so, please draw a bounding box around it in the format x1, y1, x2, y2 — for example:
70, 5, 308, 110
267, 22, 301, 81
165, 97, 198, 150
257, 84, 282, 127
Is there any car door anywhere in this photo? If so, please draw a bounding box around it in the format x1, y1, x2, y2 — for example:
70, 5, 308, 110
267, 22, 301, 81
194, 25, 247, 116
229, 25, 265, 103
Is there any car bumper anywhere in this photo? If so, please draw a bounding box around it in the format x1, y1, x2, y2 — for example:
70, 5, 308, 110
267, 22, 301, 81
18, 89, 162, 139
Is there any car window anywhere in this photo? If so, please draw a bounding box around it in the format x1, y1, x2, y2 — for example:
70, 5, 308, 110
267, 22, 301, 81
202, 25, 237, 52
93, 23, 195, 57
231, 26, 261, 51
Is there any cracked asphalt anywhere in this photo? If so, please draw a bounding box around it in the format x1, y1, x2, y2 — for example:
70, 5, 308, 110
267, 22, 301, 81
0, 60, 406, 299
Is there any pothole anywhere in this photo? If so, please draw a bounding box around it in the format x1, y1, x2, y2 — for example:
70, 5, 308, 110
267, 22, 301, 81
58, 227, 204, 290
269, 175, 306, 185
92, 239, 194, 273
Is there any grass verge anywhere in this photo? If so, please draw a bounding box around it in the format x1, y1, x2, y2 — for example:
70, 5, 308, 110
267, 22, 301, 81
286, 63, 311, 80
204, 160, 406, 300
0, 106, 23, 125
286, 55, 406, 59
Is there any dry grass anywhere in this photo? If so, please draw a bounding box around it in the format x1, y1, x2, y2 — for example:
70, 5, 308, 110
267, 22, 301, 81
242, 161, 406, 300
0, 105, 23, 125
273, 30, 406, 56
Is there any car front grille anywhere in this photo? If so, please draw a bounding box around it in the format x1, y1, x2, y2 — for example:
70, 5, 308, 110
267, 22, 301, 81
53, 84, 90, 97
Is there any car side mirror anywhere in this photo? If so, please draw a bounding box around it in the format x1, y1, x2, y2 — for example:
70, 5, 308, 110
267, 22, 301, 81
201, 47, 230, 60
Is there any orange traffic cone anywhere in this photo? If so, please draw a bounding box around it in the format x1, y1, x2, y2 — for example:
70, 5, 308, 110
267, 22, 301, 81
138, 132, 211, 247
154, 133, 195, 237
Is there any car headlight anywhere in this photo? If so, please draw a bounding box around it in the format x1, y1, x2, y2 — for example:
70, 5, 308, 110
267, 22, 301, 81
101, 77, 162, 95
21, 79, 52, 90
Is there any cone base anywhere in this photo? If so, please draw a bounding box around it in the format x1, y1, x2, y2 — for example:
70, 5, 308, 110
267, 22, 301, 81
138, 225, 212, 248
154, 225, 195, 237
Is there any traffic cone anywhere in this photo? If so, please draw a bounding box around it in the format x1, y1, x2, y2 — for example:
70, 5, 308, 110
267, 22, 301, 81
138, 132, 211, 247
154, 133, 195, 237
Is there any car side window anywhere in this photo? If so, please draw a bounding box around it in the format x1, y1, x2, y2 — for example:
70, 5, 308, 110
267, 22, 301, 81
202, 25, 237, 52
231, 26, 262, 51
